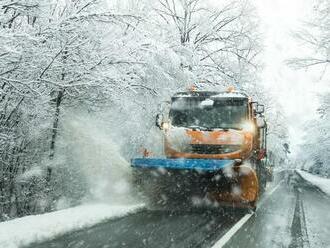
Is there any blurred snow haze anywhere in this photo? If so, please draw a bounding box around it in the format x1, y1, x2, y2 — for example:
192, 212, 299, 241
59, 112, 137, 205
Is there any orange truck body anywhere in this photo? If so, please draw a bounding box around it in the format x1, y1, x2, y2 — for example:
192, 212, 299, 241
132, 90, 268, 209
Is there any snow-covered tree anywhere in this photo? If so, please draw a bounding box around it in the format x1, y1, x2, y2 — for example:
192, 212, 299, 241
299, 92, 330, 177
0, 0, 150, 219
288, 0, 330, 71
0, 0, 285, 220
0, 0, 195, 219
153, 0, 261, 88
289, 0, 330, 177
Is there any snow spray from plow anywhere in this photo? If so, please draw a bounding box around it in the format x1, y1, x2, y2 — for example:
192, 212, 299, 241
59, 114, 137, 205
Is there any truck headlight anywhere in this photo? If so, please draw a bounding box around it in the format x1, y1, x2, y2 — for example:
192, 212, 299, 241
241, 121, 255, 133
161, 122, 170, 130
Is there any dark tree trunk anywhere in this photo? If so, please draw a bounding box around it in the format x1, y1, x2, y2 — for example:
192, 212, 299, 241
46, 89, 64, 183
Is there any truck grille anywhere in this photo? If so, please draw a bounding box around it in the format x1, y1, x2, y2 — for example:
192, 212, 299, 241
189, 144, 241, 154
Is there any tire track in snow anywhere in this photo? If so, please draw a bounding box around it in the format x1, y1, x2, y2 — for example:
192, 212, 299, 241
288, 172, 310, 248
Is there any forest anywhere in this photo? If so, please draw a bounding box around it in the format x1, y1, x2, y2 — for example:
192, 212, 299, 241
0, 0, 328, 222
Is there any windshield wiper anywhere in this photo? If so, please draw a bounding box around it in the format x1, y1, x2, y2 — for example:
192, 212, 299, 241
187, 126, 225, 131
227, 127, 243, 130
207, 127, 242, 131
185, 126, 242, 131
187, 125, 209, 131
221, 127, 242, 131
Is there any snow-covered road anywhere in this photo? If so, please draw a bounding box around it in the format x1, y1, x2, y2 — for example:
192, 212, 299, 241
0, 204, 144, 248
225, 171, 330, 248
3, 170, 330, 248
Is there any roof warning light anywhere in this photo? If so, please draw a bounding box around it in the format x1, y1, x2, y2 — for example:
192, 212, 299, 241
189, 85, 197, 92
227, 86, 235, 93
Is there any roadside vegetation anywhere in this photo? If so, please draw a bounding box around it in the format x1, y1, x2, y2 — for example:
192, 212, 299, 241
289, 0, 330, 177
0, 0, 288, 221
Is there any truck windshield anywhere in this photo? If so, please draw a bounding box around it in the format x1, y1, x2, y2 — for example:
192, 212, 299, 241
169, 97, 248, 130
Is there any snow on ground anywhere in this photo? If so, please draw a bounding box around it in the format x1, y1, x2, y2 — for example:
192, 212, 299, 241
0, 203, 144, 248
297, 169, 330, 195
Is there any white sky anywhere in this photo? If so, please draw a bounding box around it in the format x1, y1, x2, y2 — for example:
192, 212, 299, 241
251, 0, 324, 157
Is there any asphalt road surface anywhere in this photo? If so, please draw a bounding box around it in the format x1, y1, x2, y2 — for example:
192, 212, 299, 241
30, 171, 330, 248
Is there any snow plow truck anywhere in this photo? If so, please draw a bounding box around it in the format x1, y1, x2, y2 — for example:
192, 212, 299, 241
132, 88, 270, 209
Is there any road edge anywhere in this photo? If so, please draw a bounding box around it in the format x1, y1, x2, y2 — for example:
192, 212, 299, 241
211, 179, 284, 248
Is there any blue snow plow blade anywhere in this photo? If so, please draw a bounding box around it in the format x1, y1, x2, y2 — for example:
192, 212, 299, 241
131, 158, 235, 171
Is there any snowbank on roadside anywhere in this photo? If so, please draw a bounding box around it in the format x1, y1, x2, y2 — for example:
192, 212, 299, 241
0, 203, 144, 248
297, 169, 330, 195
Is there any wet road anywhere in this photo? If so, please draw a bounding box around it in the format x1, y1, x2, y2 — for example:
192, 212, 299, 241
30, 171, 330, 248
31, 208, 247, 248
224, 171, 330, 248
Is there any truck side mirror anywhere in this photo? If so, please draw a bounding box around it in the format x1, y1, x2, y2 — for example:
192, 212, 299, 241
155, 114, 163, 129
